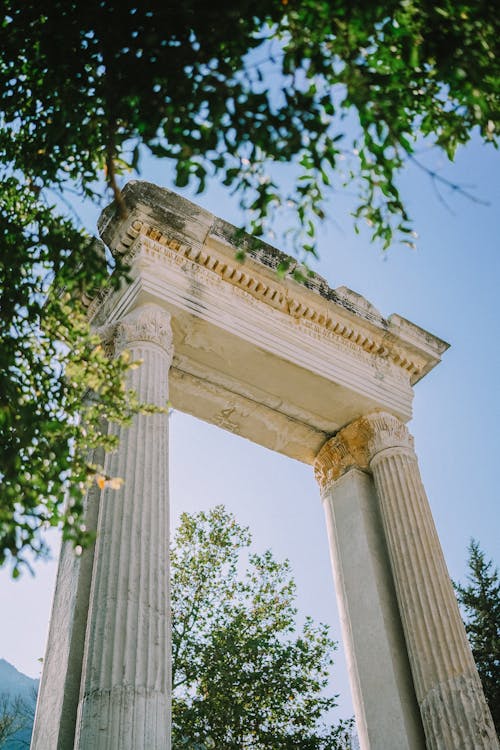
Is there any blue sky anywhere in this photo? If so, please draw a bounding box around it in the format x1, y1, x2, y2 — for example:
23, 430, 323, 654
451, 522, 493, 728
0, 133, 498, 722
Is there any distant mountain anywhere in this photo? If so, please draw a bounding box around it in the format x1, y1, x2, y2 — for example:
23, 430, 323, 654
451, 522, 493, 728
0, 660, 38, 749
0, 660, 39, 701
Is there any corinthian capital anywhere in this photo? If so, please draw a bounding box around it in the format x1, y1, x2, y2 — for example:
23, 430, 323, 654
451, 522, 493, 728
96, 304, 174, 361
115, 304, 173, 355
360, 412, 414, 461
314, 420, 370, 493
314, 412, 414, 492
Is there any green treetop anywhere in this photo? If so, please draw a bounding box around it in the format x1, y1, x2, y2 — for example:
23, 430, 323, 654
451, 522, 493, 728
454, 540, 500, 735
171, 505, 355, 749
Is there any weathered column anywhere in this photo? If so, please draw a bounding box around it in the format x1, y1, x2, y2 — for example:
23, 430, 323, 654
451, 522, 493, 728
31, 441, 103, 750
74, 304, 173, 750
315, 437, 425, 749
361, 412, 498, 750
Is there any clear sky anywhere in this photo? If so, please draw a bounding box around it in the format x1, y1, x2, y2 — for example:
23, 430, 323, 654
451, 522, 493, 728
1, 134, 498, 724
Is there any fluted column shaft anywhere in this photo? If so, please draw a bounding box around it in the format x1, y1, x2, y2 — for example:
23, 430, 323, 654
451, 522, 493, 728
31, 438, 104, 750
315, 460, 425, 750
74, 304, 173, 750
365, 413, 498, 750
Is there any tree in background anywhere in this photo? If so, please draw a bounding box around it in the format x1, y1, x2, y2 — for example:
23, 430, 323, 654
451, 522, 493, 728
1, 1, 499, 568
454, 540, 500, 735
171, 506, 354, 749
0, 690, 35, 748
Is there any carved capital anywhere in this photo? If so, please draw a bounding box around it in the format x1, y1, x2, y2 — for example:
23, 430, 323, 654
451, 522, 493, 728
314, 420, 370, 492
115, 304, 173, 355
314, 411, 414, 492
360, 412, 414, 461
96, 304, 174, 361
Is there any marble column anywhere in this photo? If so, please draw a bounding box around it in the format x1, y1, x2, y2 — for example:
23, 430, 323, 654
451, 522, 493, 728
358, 412, 497, 749
315, 441, 425, 749
31, 440, 103, 750
74, 304, 173, 750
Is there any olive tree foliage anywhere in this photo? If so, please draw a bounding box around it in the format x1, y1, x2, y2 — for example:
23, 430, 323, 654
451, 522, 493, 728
454, 540, 500, 735
171, 506, 354, 749
1, 1, 498, 569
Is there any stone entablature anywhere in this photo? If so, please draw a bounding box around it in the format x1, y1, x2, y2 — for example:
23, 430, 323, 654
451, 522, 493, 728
94, 181, 448, 386
83, 181, 448, 465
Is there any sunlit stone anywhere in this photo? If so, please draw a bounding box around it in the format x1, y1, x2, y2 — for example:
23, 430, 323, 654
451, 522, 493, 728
32, 183, 496, 750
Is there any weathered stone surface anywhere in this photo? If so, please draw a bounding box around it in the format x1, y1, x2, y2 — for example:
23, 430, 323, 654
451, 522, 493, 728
31, 445, 102, 750
86, 182, 450, 468
316, 413, 498, 750
73, 305, 173, 750
318, 465, 426, 749
94, 182, 448, 381
369, 423, 499, 750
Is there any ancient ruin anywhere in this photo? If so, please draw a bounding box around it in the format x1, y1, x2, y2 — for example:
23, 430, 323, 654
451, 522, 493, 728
31, 182, 498, 749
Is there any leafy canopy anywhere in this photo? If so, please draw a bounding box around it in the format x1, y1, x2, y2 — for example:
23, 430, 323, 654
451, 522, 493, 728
0, 183, 155, 572
171, 506, 354, 749
3, 1, 498, 248
1, 0, 498, 569
454, 540, 500, 735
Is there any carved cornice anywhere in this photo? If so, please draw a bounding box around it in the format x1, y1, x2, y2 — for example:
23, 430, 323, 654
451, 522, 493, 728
88, 181, 449, 388
97, 304, 174, 360
92, 218, 431, 381
314, 412, 414, 492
